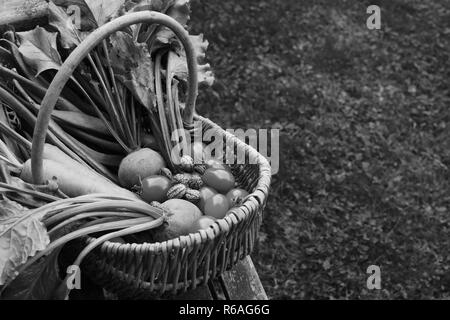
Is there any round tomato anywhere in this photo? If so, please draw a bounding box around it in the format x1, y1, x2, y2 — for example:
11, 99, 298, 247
188, 215, 217, 233
198, 186, 217, 211
141, 175, 172, 203
202, 168, 235, 194
204, 194, 230, 219
226, 188, 249, 207
204, 159, 229, 171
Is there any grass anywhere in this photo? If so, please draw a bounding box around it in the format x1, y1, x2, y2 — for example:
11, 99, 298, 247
190, 0, 450, 299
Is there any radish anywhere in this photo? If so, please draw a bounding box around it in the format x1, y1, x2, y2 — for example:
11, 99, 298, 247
118, 148, 166, 189
20, 158, 138, 199
154, 199, 203, 241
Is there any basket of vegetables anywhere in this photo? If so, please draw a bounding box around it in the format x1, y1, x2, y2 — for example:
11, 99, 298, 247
0, 0, 271, 299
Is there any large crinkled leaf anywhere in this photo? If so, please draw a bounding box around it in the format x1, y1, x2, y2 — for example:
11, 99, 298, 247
168, 34, 214, 87
48, 1, 81, 50
52, 0, 97, 30
16, 27, 62, 76
0, 199, 49, 286
0, 248, 62, 300
84, 0, 125, 26
109, 31, 156, 110
165, 0, 190, 26
53, 0, 124, 28
151, 1, 214, 86
115, 0, 173, 16
112, 0, 175, 40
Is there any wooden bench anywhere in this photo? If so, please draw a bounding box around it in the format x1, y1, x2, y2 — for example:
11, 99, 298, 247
171, 256, 267, 300
0, 0, 268, 301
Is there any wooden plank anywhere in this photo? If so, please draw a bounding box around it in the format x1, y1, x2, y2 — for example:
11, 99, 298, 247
220, 256, 268, 300
0, 0, 48, 26
172, 285, 214, 300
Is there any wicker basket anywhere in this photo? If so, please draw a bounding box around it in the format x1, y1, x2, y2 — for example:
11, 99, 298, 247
31, 11, 271, 298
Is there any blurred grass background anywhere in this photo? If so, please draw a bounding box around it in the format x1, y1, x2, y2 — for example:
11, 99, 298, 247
190, 0, 450, 299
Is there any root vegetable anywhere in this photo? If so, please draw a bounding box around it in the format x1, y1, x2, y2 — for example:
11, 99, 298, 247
154, 199, 203, 241
20, 158, 138, 199
188, 215, 217, 233
118, 148, 166, 189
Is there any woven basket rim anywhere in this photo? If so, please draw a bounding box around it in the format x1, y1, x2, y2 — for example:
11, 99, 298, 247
83, 115, 272, 253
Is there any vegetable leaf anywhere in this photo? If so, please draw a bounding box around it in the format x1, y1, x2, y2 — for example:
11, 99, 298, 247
0, 199, 49, 286
85, 0, 125, 26
52, 0, 97, 30
48, 1, 81, 50
16, 27, 62, 76
152, 1, 214, 87
169, 34, 214, 86
0, 248, 62, 300
119, 0, 173, 13
109, 31, 156, 111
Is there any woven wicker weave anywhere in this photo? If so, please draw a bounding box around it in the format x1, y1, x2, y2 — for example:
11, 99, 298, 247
31, 11, 271, 298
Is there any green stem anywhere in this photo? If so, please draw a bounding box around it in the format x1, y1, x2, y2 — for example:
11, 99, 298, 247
100, 41, 136, 148
155, 53, 173, 160
0, 120, 32, 150
88, 52, 127, 141
0, 66, 81, 113
68, 76, 132, 153
43, 200, 161, 226
0, 138, 21, 167
0, 194, 143, 239
0, 84, 87, 165
0, 181, 61, 202
48, 211, 145, 236
0, 154, 21, 168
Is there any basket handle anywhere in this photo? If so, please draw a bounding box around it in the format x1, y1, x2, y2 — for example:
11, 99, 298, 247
31, 11, 198, 184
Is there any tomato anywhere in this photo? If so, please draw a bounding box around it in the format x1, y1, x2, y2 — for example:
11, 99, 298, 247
205, 159, 229, 171
198, 186, 217, 211
141, 175, 172, 203
188, 215, 217, 233
202, 168, 235, 194
226, 188, 249, 207
204, 194, 230, 219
